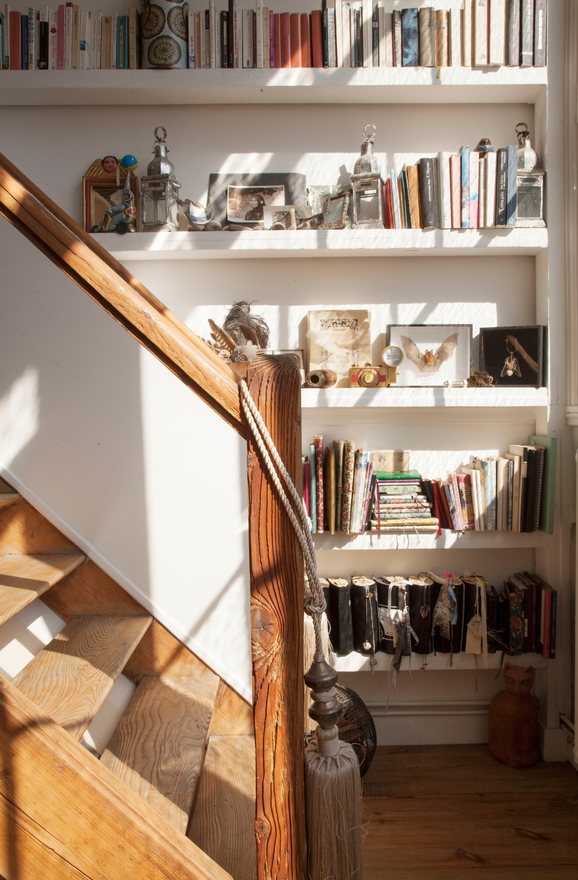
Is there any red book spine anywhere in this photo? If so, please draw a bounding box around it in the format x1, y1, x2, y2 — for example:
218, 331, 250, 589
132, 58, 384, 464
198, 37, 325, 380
279, 12, 291, 68
289, 12, 301, 67
310, 9, 323, 68
304, 460, 310, 517
9, 11, 21, 69
300, 12, 311, 68
383, 177, 394, 228
273, 13, 281, 68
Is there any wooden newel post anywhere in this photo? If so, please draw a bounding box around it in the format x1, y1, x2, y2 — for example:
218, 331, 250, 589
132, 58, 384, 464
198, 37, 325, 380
245, 354, 307, 880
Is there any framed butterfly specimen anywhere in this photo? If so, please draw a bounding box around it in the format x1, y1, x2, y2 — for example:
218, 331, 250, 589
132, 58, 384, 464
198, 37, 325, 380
387, 324, 472, 387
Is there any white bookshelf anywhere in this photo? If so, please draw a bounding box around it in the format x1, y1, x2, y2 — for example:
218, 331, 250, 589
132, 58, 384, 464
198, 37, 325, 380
334, 649, 550, 673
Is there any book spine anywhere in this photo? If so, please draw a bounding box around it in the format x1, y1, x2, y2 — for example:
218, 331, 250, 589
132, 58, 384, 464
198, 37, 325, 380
303, 459, 310, 518
418, 6, 435, 68
506, 0, 520, 64
27, 6, 34, 71
478, 149, 487, 226
460, 145, 470, 228
341, 2, 351, 66
80, 9, 88, 69
473, 0, 489, 66
327, 6, 336, 66
462, 0, 472, 66
324, 446, 336, 534
279, 10, 290, 68
506, 143, 518, 226
269, 9, 275, 67
9, 10, 20, 69
371, 1, 379, 67
341, 441, 356, 534
541, 588, 552, 658
335, 0, 343, 67
520, 0, 534, 67
314, 435, 324, 534
321, 1, 328, 67
419, 157, 436, 229
533, 0, 547, 66
300, 12, 310, 68
38, 19, 49, 70
311, 9, 323, 67
495, 147, 508, 225
469, 151, 479, 229
188, 9, 196, 67
400, 6, 418, 67
333, 440, 345, 532
222, 10, 229, 68
435, 8, 449, 67
233, 3, 239, 68
383, 10, 393, 67
1, 8, 7, 70
484, 150, 497, 227
71, 3, 79, 69
242, 9, 254, 68
489, 0, 506, 65
549, 589, 557, 658
350, 450, 369, 534
392, 8, 401, 66
289, 11, 300, 67
361, 0, 371, 67
255, 0, 263, 68
449, 6, 461, 66
308, 443, 317, 533
272, 12, 280, 67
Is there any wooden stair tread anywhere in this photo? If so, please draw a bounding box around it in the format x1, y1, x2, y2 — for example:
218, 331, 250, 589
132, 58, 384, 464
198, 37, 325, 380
0, 552, 86, 626
12, 614, 152, 740
101, 673, 220, 833
188, 734, 257, 880
0, 491, 20, 509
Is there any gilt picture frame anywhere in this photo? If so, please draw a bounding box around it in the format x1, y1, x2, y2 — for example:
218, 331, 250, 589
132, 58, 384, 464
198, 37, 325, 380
83, 158, 139, 233
388, 324, 472, 387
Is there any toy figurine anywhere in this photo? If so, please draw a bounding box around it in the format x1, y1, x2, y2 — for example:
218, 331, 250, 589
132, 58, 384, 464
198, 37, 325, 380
91, 167, 137, 234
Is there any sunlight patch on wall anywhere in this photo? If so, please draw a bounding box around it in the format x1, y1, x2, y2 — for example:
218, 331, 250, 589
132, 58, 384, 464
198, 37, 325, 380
0, 367, 39, 469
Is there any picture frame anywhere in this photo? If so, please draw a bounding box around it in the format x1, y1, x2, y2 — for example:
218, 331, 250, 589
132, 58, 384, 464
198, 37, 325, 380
320, 191, 351, 229
208, 172, 307, 225
262, 205, 321, 230
479, 325, 546, 388
307, 310, 371, 387
83, 158, 139, 233
388, 324, 472, 387
226, 184, 286, 226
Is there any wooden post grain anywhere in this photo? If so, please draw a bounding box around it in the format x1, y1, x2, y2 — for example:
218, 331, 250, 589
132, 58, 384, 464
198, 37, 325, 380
245, 355, 307, 880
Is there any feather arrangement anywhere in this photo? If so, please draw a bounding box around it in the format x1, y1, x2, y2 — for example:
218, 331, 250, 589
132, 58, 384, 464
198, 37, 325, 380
205, 301, 270, 363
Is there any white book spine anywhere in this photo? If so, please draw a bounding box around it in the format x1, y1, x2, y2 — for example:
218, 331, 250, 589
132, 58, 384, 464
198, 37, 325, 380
469, 151, 479, 228
449, 5, 461, 66
342, 2, 351, 67
242, 9, 253, 68
473, 0, 489, 65
263, 7, 269, 68
209, 0, 216, 68
215, 9, 220, 69
335, 0, 343, 67
361, 0, 373, 67
384, 10, 393, 66
462, 0, 472, 66
488, 0, 506, 65
79, 9, 87, 69
484, 150, 497, 227
438, 152, 453, 229
48, 7, 58, 69
188, 10, 195, 67
255, 0, 263, 68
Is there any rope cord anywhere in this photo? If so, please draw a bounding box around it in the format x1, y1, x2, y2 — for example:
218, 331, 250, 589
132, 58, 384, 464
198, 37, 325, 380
240, 378, 326, 659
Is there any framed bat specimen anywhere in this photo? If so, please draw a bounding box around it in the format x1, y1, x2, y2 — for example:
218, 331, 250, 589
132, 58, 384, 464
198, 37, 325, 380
388, 324, 472, 387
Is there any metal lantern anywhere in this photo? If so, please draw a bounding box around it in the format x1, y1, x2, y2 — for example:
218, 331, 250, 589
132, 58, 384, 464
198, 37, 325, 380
350, 123, 384, 229
140, 126, 182, 232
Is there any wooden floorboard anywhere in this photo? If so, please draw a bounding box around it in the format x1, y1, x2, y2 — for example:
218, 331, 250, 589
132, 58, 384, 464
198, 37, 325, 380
0, 552, 85, 626
362, 744, 578, 879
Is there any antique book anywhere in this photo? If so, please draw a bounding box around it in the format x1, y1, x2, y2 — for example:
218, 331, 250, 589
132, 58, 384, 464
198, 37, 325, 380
406, 164, 421, 229
314, 434, 324, 534
504, 452, 522, 531
289, 11, 301, 66
434, 8, 449, 66
449, 5, 461, 66
341, 440, 357, 533
327, 578, 354, 655
488, 0, 506, 65
460, 146, 470, 228
418, 6, 435, 67
528, 434, 557, 534
349, 449, 369, 534
469, 150, 479, 228
392, 8, 401, 66
462, 0, 472, 66
418, 157, 436, 230
495, 147, 508, 225
333, 440, 345, 531
279, 10, 290, 67
323, 446, 336, 534
506, 0, 520, 65
461, 466, 482, 530
311, 9, 323, 66
309, 442, 317, 533
449, 153, 461, 228
381, 9, 393, 66
520, 0, 534, 67
370, 450, 410, 473
473, 0, 489, 66
533, 0, 547, 66
483, 150, 497, 227
306, 309, 371, 387
506, 144, 518, 226
350, 576, 379, 654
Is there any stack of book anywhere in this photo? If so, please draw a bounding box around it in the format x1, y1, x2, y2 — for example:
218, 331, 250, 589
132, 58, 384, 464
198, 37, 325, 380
2, 1, 548, 72
371, 471, 440, 534
383, 143, 524, 231
1, 4, 141, 70
427, 435, 557, 534
502, 570, 556, 658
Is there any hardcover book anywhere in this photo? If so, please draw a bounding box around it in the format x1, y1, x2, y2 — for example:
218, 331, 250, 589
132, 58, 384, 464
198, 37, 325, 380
520, 0, 534, 67
506, 0, 521, 65
460, 146, 470, 228
400, 6, 418, 67
418, 6, 435, 67
488, 0, 506, 65
473, 0, 488, 66
528, 434, 557, 534
533, 0, 547, 66
418, 157, 436, 230
392, 8, 401, 66
434, 8, 449, 67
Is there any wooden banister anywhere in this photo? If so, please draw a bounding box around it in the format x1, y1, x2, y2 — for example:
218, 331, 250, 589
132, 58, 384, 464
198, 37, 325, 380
0, 152, 245, 437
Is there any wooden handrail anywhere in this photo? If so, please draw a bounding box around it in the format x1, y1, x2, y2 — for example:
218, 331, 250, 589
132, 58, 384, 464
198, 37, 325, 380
0, 152, 245, 437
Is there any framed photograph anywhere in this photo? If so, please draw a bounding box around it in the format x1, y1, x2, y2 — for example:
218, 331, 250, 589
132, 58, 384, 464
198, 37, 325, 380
208, 172, 307, 225
388, 324, 472, 387
479, 325, 546, 387
321, 191, 351, 229
262, 205, 321, 230
226, 185, 286, 226
83, 158, 139, 233
307, 310, 371, 387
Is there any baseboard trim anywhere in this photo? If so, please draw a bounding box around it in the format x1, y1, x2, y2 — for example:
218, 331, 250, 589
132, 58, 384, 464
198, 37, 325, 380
0, 466, 252, 703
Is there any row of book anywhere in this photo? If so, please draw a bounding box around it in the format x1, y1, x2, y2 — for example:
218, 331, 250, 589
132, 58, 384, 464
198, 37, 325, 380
304, 436, 556, 535
428, 437, 556, 535
188, 0, 549, 71
1, 1, 548, 71
1, 5, 141, 70
321, 569, 556, 660
383, 144, 524, 232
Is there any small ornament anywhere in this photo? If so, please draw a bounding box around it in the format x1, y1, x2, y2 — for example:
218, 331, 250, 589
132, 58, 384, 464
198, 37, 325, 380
475, 138, 494, 153
516, 122, 538, 172
467, 371, 494, 387
306, 369, 338, 389
501, 338, 522, 378
350, 124, 384, 229
420, 605, 430, 618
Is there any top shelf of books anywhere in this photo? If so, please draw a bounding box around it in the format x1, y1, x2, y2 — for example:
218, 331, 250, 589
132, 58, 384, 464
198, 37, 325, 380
0, 67, 548, 107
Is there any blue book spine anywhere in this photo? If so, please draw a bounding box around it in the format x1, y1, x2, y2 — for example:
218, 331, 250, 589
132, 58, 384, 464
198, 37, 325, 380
21, 15, 28, 69
309, 442, 317, 533
460, 146, 470, 228
401, 7, 418, 66
506, 144, 518, 226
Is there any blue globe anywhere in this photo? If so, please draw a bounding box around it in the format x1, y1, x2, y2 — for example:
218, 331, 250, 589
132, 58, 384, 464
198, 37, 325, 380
120, 154, 138, 172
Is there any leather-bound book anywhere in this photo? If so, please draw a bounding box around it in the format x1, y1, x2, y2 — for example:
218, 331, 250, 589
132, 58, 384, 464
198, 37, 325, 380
327, 578, 354, 655
279, 11, 291, 67
300, 12, 311, 67
290, 12, 301, 66
311, 9, 323, 67
350, 576, 380, 655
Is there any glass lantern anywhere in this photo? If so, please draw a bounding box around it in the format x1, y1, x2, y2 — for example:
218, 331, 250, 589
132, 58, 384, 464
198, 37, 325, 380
350, 124, 384, 229
140, 126, 182, 232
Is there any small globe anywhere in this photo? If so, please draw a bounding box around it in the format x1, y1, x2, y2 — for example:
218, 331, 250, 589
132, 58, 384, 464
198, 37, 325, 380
120, 154, 138, 172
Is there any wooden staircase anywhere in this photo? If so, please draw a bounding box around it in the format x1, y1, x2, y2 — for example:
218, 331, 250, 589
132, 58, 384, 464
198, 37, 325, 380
0, 477, 256, 880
